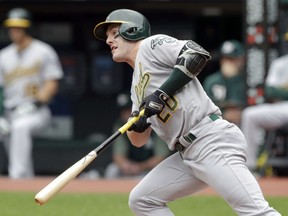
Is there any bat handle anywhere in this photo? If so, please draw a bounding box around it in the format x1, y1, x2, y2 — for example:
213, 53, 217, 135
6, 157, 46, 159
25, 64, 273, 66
118, 109, 145, 134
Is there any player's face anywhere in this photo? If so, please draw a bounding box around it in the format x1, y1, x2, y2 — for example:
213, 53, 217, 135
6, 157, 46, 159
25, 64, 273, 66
220, 57, 244, 78
106, 24, 135, 64
8, 27, 27, 43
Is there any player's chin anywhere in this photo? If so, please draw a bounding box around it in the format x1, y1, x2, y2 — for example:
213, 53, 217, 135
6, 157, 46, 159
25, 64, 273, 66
112, 55, 125, 63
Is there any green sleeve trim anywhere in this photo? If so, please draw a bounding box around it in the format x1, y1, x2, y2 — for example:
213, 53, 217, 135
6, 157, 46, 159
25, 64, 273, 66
265, 86, 288, 100
159, 68, 192, 96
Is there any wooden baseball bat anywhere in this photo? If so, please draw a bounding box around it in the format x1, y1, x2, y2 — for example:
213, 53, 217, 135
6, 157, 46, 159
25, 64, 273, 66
35, 110, 145, 205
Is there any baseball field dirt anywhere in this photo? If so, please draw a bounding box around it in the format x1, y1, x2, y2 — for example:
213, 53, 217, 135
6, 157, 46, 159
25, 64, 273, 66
0, 176, 287, 196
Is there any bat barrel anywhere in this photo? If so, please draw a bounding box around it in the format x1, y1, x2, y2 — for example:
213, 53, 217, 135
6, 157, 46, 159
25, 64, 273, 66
34, 109, 145, 206
35, 150, 97, 205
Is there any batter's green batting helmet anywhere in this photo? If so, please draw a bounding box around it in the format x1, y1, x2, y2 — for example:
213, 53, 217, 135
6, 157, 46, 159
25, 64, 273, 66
3, 8, 32, 28
94, 9, 151, 41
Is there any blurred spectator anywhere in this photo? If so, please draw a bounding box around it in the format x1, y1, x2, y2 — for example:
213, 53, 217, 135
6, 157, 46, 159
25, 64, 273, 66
104, 93, 170, 179
241, 50, 288, 172
0, 8, 63, 178
203, 40, 246, 126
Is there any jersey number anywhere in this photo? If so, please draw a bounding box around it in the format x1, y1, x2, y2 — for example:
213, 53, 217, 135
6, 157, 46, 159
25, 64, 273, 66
157, 95, 177, 123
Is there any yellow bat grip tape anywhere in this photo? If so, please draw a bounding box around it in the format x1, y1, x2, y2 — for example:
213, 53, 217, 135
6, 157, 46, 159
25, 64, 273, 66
118, 109, 145, 134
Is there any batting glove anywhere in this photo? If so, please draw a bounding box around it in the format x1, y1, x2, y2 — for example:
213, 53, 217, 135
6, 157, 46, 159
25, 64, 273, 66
140, 89, 169, 117
128, 111, 151, 133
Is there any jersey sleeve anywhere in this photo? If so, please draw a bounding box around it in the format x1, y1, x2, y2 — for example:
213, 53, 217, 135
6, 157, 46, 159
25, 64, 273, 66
145, 35, 185, 68
265, 57, 288, 88
41, 46, 64, 81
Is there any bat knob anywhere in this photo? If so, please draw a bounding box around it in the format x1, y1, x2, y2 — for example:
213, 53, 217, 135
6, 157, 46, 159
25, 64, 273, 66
35, 197, 44, 206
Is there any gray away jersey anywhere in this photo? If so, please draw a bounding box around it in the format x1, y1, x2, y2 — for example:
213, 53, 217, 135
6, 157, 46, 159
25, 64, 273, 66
0, 39, 63, 109
131, 34, 221, 150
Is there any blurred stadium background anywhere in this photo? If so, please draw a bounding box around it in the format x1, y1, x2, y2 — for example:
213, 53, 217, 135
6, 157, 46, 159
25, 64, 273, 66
0, 0, 288, 177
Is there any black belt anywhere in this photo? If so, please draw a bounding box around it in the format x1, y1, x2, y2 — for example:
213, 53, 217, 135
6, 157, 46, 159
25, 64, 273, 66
175, 142, 187, 152
175, 114, 220, 152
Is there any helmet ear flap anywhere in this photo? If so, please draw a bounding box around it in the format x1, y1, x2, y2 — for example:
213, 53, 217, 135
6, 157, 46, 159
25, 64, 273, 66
119, 23, 136, 40
126, 27, 138, 35
119, 22, 146, 41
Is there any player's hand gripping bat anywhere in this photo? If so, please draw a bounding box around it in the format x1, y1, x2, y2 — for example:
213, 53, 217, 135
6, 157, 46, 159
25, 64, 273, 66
35, 109, 145, 205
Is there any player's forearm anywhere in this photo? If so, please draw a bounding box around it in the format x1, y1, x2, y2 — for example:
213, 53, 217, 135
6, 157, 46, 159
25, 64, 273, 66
127, 127, 152, 147
159, 68, 192, 96
36, 80, 59, 104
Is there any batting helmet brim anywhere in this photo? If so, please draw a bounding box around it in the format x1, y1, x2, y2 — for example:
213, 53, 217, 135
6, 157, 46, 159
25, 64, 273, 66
285, 32, 288, 42
93, 20, 128, 41
4, 18, 31, 28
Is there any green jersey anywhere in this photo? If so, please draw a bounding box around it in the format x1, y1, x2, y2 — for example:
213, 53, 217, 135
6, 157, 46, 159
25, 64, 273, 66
203, 71, 247, 109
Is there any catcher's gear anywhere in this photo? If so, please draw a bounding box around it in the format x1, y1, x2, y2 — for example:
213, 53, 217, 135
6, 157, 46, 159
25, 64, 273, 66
128, 111, 151, 133
3, 8, 32, 28
140, 89, 169, 118
94, 9, 151, 41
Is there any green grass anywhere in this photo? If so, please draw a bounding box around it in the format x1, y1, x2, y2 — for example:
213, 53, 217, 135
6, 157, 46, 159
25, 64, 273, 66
0, 192, 287, 216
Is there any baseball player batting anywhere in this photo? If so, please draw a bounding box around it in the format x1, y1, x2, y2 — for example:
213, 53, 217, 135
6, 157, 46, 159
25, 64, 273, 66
93, 9, 281, 215
0, 8, 63, 178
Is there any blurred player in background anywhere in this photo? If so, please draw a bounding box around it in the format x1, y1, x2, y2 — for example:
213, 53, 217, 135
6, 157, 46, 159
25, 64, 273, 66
0, 8, 63, 179
94, 9, 280, 216
203, 40, 246, 126
241, 32, 288, 173
104, 93, 170, 179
